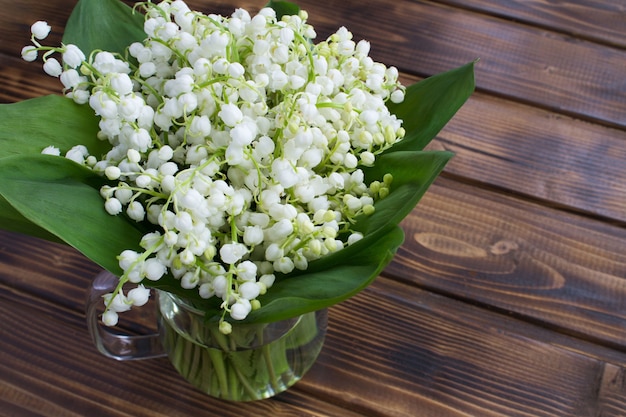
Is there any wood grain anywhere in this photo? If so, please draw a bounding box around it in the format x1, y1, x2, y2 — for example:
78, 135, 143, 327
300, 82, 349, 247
0, 292, 366, 417
2, 0, 626, 415
437, 0, 626, 48
4, 264, 626, 417
312, 279, 625, 417
0, 58, 62, 103
386, 177, 626, 348
431, 90, 626, 222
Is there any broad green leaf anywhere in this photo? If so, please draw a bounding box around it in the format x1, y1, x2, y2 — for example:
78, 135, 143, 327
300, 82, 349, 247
266, 0, 301, 19
242, 225, 405, 323
386, 61, 476, 152
0, 195, 63, 243
63, 0, 145, 57
175, 222, 406, 323
0, 95, 107, 158
357, 150, 453, 235
0, 154, 140, 276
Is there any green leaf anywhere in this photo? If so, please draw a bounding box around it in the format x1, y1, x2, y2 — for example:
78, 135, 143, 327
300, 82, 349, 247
0, 95, 108, 241
63, 0, 145, 57
0, 154, 141, 276
0, 95, 108, 158
0, 195, 63, 243
178, 220, 406, 324
357, 150, 453, 235
386, 61, 476, 152
245, 225, 405, 323
266, 0, 301, 19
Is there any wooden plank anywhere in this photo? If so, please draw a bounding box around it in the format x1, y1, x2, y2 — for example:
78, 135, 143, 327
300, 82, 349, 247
385, 176, 626, 349
308, 279, 625, 417
597, 364, 626, 417
0, 59, 62, 103
0, 0, 69, 58
0, 230, 99, 312
2, 166, 626, 352
3, 228, 626, 414
1, 0, 625, 416
431, 89, 626, 223
0, 0, 623, 352
435, 0, 626, 48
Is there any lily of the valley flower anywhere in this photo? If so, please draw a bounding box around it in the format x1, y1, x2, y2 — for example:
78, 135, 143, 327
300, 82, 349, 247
23, 0, 406, 332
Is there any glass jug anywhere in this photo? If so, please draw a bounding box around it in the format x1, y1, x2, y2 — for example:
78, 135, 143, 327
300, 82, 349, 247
86, 270, 327, 401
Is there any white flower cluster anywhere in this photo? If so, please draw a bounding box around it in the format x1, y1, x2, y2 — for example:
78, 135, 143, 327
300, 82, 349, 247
24, 0, 406, 332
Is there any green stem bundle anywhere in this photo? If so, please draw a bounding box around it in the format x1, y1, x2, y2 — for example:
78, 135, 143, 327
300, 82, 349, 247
159, 294, 326, 401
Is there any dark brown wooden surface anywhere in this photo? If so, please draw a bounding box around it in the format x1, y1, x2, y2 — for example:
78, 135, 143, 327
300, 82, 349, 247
1, 0, 626, 416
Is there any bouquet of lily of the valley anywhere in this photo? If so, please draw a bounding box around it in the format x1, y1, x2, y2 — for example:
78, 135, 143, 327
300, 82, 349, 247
0, 0, 473, 333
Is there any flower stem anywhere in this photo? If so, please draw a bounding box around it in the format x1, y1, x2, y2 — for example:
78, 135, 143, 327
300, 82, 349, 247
207, 348, 230, 397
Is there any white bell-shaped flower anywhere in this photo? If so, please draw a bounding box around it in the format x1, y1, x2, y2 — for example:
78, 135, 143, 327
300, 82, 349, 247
62, 44, 85, 68
220, 242, 248, 264
31, 21, 52, 39
218, 103, 243, 127
128, 285, 151, 306
43, 58, 62, 77
230, 299, 252, 320
238, 281, 260, 300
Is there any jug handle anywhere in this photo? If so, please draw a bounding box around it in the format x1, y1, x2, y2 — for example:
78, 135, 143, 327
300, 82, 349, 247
86, 270, 166, 361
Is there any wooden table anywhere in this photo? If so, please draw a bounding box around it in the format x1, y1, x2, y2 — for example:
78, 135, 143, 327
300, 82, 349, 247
2, 1, 626, 416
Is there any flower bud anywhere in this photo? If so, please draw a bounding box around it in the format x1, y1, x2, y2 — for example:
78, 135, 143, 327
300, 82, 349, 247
181, 271, 199, 288
43, 58, 62, 77
127, 201, 146, 221
348, 232, 364, 245
273, 256, 295, 274
31, 21, 52, 39
230, 299, 251, 320
293, 252, 308, 270
104, 166, 121, 181
243, 225, 264, 246
62, 44, 85, 68
21, 46, 37, 62
236, 260, 257, 281
128, 285, 150, 306
360, 151, 375, 166
141, 258, 165, 282
41, 146, 60, 156
102, 310, 119, 326
199, 283, 215, 299
110, 293, 131, 312
259, 274, 276, 289
218, 103, 243, 127
179, 248, 195, 265
239, 281, 260, 300
110, 73, 134, 95
105, 198, 123, 215
220, 242, 248, 264
219, 320, 232, 334
265, 243, 284, 262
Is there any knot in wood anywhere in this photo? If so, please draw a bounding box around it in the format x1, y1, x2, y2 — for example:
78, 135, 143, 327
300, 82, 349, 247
489, 240, 519, 255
